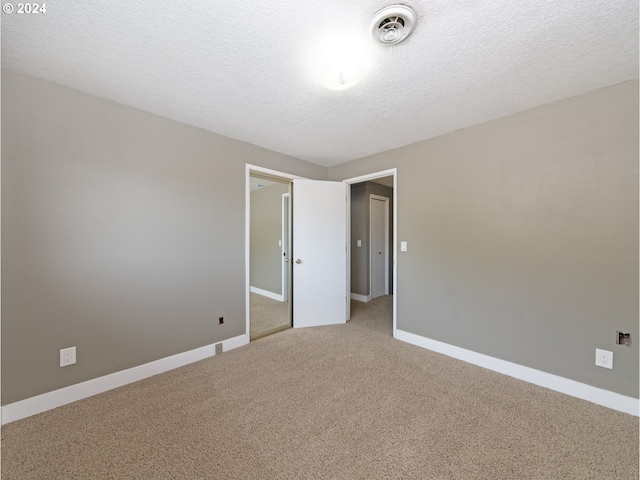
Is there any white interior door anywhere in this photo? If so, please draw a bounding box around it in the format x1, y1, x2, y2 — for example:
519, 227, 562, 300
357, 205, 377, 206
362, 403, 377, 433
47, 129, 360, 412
370, 195, 389, 299
293, 179, 347, 328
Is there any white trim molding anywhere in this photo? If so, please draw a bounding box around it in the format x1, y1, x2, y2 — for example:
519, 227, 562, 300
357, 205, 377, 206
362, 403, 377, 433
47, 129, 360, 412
350, 293, 371, 302
1, 334, 249, 425
250, 286, 284, 302
395, 329, 639, 417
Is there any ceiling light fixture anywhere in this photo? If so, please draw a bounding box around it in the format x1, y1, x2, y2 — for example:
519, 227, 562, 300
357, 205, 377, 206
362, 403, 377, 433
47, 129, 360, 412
310, 34, 371, 91
370, 5, 417, 45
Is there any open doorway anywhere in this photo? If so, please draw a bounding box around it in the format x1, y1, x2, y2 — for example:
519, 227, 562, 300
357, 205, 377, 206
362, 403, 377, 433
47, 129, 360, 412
248, 172, 292, 340
246, 164, 350, 337
245, 165, 397, 339
346, 170, 397, 336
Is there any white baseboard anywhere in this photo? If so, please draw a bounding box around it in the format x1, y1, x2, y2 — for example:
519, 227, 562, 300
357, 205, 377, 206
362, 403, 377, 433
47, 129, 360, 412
350, 293, 371, 302
250, 286, 284, 302
395, 329, 639, 417
1, 334, 249, 425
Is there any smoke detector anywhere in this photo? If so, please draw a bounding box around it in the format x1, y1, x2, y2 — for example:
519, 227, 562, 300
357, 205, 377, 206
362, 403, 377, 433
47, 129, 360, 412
370, 5, 417, 45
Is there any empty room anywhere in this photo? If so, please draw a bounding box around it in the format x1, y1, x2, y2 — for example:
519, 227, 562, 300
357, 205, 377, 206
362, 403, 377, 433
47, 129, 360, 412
2, 1, 638, 478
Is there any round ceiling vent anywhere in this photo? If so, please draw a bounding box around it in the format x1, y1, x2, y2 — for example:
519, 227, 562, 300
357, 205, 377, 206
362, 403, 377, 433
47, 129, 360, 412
370, 5, 417, 45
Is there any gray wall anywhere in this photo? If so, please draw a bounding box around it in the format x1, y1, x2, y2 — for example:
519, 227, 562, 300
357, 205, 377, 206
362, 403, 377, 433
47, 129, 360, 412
3, 70, 637, 406
350, 181, 394, 297
350, 183, 368, 296
250, 182, 289, 294
331, 81, 639, 398
1, 70, 327, 405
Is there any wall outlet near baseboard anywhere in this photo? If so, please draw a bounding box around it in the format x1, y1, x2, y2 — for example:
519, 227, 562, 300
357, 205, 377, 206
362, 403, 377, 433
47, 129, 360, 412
215, 343, 223, 355
60, 347, 76, 367
595, 348, 613, 369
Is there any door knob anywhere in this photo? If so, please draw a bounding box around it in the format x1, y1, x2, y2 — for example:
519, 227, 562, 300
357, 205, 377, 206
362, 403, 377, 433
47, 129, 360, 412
296, 259, 302, 264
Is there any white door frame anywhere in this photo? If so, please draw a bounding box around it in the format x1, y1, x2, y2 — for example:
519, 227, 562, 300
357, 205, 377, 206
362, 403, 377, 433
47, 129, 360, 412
343, 168, 398, 337
246, 164, 301, 340
281, 193, 290, 302
369, 194, 390, 298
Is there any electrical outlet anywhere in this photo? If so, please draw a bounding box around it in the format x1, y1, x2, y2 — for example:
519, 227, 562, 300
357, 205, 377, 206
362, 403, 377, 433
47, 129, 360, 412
219, 316, 224, 325
595, 348, 613, 369
60, 347, 76, 367
215, 343, 223, 355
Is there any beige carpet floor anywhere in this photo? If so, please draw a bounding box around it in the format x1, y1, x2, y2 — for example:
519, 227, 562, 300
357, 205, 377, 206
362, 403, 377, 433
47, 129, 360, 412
2, 295, 638, 479
250, 292, 290, 339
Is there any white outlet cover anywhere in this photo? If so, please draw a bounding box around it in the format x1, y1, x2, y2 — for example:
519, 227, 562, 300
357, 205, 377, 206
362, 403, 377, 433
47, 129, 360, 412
60, 346, 76, 367
401, 241, 408, 252
595, 348, 613, 369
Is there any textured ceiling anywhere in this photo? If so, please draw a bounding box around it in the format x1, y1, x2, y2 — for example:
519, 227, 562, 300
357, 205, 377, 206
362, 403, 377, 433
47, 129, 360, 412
2, 1, 638, 166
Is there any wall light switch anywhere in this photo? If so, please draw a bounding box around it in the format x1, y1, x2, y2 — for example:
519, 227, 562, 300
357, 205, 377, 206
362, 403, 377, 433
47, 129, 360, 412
401, 241, 408, 252
357, 240, 362, 247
